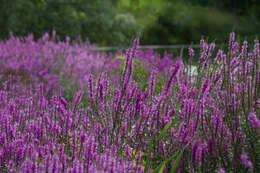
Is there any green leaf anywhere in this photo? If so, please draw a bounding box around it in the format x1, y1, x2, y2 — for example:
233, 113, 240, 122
130, 0, 140, 8
197, 162, 202, 173
153, 162, 166, 173
113, 55, 125, 60
152, 152, 178, 173
169, 149, 185, 173
144, 120, 172, 173
152, 142, 191, 173
144, 133, 154, 173
156, 120, 172, 144
36, 157, 42, 164
159, 162, 165, 173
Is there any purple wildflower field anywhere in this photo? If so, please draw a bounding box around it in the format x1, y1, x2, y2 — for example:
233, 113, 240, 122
0, 32, 259, 173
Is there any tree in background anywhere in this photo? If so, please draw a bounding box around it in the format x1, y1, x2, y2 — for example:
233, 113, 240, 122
140, 0, 260, 44
0, 0, 141, 46
0, 0, 259, 46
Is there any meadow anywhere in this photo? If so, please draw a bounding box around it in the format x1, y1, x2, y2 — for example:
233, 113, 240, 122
0, 32, 259, 173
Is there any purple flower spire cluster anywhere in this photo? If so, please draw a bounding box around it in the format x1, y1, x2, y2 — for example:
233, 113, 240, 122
0, 33, 259, 173
241, 154, 253, 169
248, 112, 260, 128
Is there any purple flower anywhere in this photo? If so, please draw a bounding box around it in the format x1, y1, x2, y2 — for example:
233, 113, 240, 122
124, 144, 132, 159
149, 70, 156, 96
80, 133, 86, 144
188, 48, 194, 57
214, 49, 224, 63
241, 154, 253, 168
166, 59, 182, 94
159, 141, 165, 156
241, 154, 248, 162
192, 139, 200, 163
207, 138, 214, 155
241, 41, 248, 59
209, 43, 215, 52
217, 168, 225, 173
246, 161, 253, 168
229, 32, 235, 48
72, 90, 83, 106
200, 78, 210, 97
59, 97, 68, 110
254, 39, 259, 60
248, 112, 260, 128
59, 143, 65, 156
0, 133, 7, 146
256, 99, 260, 108
132, 38, 140, 58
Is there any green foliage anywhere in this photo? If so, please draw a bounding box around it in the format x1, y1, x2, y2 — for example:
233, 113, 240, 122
255, 138, 260, 171
36, 157, 43, 164
58, 74, 79, 102
1, 0, 259, 45
170, 149, 185, 173
113, 56, 151, 90
139, 1, 260, 44
108, 13, 141, 46
0, 0, 141, 46
131, 58, 151, 89
144, 120, 172, 173
142, 3, 237, 44
113, 55, 166, 94
112, 56, 165, 94
155, 73, 165, 94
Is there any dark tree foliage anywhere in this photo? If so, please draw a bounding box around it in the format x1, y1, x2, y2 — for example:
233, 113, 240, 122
0, 0, 140, 46
141, 0, 260, 44
0, 0, 259, 45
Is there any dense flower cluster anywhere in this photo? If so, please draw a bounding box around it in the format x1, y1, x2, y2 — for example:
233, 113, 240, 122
0, 32, 259, 172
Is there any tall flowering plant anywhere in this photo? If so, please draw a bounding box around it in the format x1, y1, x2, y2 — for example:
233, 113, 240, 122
0, 32, 259, 173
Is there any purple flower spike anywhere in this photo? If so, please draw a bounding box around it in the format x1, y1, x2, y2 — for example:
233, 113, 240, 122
241, 154, 253, 169
124, 144, 132, 159
188, 48, 194, 57
166, 59, 182, 94
217, 168, 225, 173
229, 32, 235, 47
248, 112, 260, 128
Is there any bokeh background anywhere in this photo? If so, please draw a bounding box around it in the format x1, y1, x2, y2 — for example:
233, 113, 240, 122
0, 0, 259, 46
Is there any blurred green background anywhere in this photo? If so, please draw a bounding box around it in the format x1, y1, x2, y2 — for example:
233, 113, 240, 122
0, 0, 259, 46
